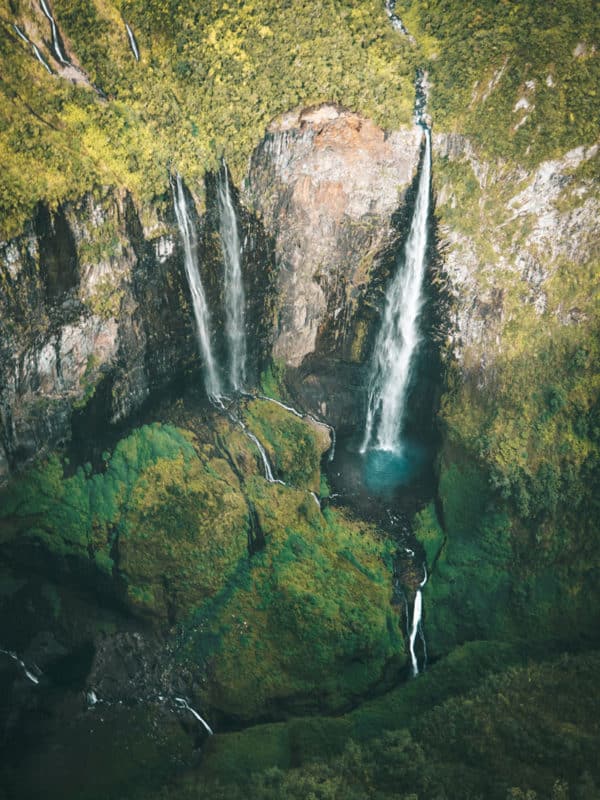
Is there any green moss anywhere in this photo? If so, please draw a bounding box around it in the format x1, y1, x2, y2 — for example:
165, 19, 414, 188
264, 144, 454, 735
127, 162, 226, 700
0, 422, 248, 621
243, 399, 329, 492
413, 502, 445, 567
184, 479, 403, 719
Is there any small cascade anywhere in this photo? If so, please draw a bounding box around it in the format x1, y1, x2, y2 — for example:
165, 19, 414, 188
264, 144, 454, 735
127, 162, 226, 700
13, 24, 29, 43
384, 0, 409, 34
31, 41, 53, 73
361, 106, 431, 454
310, 491, 321, 508
244, 430, 285, 485
86, 688, 99, 706
217, 161, 247, 392
39, 0, 68, 65
124, 22, 139, 61
408, 563, 428, 676
174, 697, 213, 735
172, 174, 222, 399
258, 394, 304, 418
1, 648, 41, 685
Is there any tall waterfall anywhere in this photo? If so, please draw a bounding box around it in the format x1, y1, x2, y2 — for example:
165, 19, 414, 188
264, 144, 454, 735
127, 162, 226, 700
172, 174, 222, 398
217, 162, 246, 392
361, 124, 431, 454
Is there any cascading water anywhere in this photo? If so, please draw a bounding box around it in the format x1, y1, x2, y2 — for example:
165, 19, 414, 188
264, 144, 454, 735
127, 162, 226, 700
361, 122, 431, 455
125, 22, 140, 61
39, 0, 68, 64
174, 697, 213, 735
217, 162, 247, 392
172, 174, 222, 398
408, 563, 428, 676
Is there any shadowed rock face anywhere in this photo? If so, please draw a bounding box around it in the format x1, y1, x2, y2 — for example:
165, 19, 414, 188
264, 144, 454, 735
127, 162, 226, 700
246, 105, 422, 372
0, 191, 194, 482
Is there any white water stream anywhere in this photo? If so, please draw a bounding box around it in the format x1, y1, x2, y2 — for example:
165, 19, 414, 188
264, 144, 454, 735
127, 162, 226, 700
39, 0, 68, 64
408, 563, 428, 676
173, 174, 222, 398
1, 648, 41, 685
174, 696, 213, 735
125, 23, 139, 61
217, 162, 247, 392
361, 124, 431, 454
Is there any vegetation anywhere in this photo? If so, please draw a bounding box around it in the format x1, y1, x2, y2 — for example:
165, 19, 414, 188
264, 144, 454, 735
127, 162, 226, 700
398, 0, 600, 166
0, 406, 403, 715
138, 647, 600, 800
0, 0, 415, 238
184, 479, 402, 719
243, 398, 330, 491
0, 422, 249, 619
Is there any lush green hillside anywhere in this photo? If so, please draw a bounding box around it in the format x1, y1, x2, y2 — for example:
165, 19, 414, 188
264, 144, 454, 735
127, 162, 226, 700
0, 0, 415, 237
398, 0, 599, 165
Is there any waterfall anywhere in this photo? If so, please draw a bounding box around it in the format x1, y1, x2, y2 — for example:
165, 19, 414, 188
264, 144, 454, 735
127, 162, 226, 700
174, 697, 213, 735
13, 24, 29, 43
244, 430, 285, 485
408, 564, 428, 676
217, 162, 246, 392
31, 42, 53, 73
39, 0, 68, 65
385, 0, 408, 34
125, 22, 140, 61
1, 648, 41, 685
172, 174, 222, 399
361, 124, 431, 454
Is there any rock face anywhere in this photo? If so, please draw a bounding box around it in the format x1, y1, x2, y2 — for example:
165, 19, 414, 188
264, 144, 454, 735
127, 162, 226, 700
0, 183, 276, 483
0, 106, 423, 478
246, 105, 422, 423
0, 190, 191, 483
433, 134, 599, 371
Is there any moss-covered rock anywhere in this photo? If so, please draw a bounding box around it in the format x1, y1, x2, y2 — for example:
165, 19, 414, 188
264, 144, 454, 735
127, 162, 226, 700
184, 479, 404, 720
0, 422, 250, 622
243, 398, 330, 492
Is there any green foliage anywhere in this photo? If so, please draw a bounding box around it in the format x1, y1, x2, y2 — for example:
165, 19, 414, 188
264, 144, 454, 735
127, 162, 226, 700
184, 478, 403, 719
398, 0, 600, 166
243, 399, 329, 491
0, 0, 415, 237
259, 359, 287, 402
413, 502, 444, 567
141, 646, 600, 800
0, 423, 248, 620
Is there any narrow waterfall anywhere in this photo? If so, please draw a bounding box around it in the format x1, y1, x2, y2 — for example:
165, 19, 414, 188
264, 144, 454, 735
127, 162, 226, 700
13, 24, 29, 43
31, 42, 53, 73
125, 22, 140, 61
39, 0, 68, 64
361, 124, 431, 454
172, 175, 222, 398
1, 648, 41, 685
217, 162, 246, 392
408, 563, 428, 676
174, 697, 213, 735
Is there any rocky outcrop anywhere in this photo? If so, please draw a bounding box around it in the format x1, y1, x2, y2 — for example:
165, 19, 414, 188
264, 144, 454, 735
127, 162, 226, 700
433, 134, 599, 371
246, 105, 422, 424
0, 190, 194, 482
0, 106, 424, 477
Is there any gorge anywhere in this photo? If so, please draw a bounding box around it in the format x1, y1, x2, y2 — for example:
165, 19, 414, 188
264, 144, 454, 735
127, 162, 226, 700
0, 1, 599, 799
